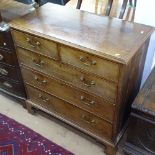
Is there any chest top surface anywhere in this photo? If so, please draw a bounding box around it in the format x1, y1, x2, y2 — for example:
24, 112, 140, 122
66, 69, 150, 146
9, 3, 153, 64
132, 67, 155, 117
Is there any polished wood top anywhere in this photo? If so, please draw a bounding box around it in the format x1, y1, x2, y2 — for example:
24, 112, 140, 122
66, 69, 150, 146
132, 67, 155, 116
10, 3, 153, 64
0, 0, 35, 22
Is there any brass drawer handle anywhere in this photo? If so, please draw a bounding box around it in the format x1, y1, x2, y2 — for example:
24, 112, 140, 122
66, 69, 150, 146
82, 114, 96, 125
3, 82, 12, 88
0, 68, 8, 76
26, 37, 35, 48
32, 58, 44, 67
34, 75, 47, 84
26, 37, 41, 48
79, 56, 96, 66
80, 75, 95, 87
80, 96, 95, 106
39, 94, 49, 102
36, 41, 41, 46
0, 54, 3, 60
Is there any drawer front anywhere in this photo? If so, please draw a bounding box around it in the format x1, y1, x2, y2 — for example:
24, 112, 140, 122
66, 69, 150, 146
17, 47, 117, 101
12, 30, 58, 59
0, 76, 25, 97
26, 85, 113, 140
0, 49, 17, 66
60, 45, 120, 82
21, 66, 115, 122
0, 64, 20, 81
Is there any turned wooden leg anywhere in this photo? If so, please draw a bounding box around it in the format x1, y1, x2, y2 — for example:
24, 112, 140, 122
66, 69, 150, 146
105, 145, 117, 155
26, 102, 36, 115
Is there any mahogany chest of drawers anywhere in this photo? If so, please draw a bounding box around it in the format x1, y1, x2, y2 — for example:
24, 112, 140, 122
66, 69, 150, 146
124, 66, 155, 155
0, 0, 34, 100
10, 3, 153, 154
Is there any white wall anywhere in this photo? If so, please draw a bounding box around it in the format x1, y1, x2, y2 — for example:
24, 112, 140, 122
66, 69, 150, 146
134, 0, 155, 87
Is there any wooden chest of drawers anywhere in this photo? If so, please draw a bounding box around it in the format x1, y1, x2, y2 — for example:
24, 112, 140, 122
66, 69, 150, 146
10, 3, 153, 155
124, 66, 155, 155
0, 0, 34, 100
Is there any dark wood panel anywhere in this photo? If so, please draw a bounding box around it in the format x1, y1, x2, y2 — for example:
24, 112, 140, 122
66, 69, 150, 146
0, 48, 19, 66
0, 28, 14, 51
124, 67, 155, 155
0, 63, 21, 82
0, 76, 25, 97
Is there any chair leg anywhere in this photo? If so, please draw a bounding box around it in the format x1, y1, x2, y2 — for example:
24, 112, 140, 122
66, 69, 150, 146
119, 0, 128, 19
131, 0, 137, 21
134, 0, 137, 7
76, 0, 83, 9
129, 0, 132, 5
129, 0, 137, 7
106, 0, 113, 16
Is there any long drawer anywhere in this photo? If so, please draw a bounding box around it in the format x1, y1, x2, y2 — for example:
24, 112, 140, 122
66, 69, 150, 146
17, 47, 117, 102
0, 64, 21, 81
0, 76, 25, 97
21, 66, 115, 122
26, 85, 113, 140
0, 49, 17, 66
12, 30, 58, 59
60, 45, 120, 82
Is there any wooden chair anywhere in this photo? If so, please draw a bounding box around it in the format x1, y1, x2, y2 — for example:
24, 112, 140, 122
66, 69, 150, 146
35, 0, 135, 20
68, 0, 137, 20
119, 0, 137, 19
76, 0, 113, 16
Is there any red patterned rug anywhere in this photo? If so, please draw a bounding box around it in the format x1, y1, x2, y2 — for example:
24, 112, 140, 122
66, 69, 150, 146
0, 113, 74, 155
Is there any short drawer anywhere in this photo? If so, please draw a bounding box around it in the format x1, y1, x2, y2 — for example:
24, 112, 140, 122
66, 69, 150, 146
21, 66, 115, 122
60, 45, 120, 82
0, 64, 21, 81
26, 85, 113, 140
11, 30, 58, 59
0, 49, 18, 66
17, 47, 117, 101
0, 76, 25, 97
